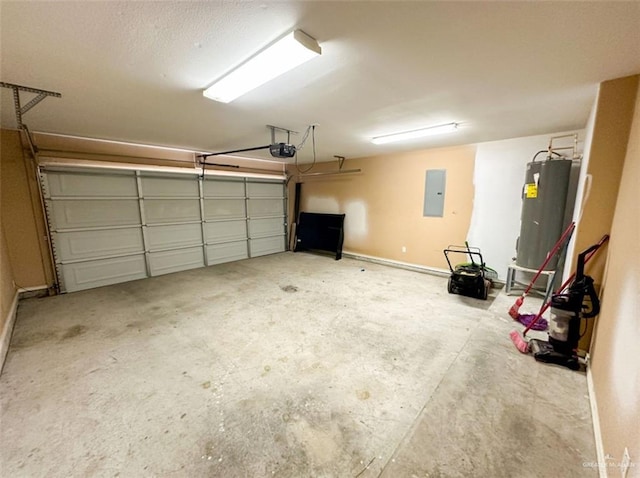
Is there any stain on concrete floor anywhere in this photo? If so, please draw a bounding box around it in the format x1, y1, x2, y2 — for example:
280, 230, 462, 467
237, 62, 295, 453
280, 285, 299, 293
61, 324, 88, 340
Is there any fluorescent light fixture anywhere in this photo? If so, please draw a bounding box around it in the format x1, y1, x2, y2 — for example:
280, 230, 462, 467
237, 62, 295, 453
371, 122, 459, 144
203, 29, 321, 103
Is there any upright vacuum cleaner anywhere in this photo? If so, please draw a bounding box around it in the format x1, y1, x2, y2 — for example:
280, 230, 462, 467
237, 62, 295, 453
529, 244, 601, 371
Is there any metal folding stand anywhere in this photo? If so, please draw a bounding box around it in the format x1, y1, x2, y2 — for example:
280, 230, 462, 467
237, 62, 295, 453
505, 263, 556, 298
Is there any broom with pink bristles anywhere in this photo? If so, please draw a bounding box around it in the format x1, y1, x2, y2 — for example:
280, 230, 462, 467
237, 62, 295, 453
510, 234, 609, 354
507, 222, 576, 320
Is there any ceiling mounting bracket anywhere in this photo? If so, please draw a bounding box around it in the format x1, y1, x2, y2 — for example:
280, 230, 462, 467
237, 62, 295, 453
266, 124, 298, 144
0, 81, 62, 129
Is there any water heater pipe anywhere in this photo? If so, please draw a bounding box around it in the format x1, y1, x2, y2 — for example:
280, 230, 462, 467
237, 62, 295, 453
548, 133, 580, 159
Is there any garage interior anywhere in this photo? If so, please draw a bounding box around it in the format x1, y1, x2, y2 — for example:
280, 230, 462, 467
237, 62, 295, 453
0, 2, 639, 477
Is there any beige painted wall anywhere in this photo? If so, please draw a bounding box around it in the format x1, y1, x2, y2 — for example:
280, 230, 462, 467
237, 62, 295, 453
1, 159, 17, 335
0, 130, 50, 288
288, 145, 476, 270
590, 79, 639, 471
1, 226, 16, 328
570, 75, 639, 351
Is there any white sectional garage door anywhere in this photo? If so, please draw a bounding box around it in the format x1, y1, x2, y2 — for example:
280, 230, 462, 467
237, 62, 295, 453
41, 166, 286, 292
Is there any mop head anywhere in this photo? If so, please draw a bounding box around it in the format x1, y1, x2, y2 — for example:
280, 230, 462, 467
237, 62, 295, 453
509, 330, 530, 354
508, 296, 523, 319
517, 314, 548, 331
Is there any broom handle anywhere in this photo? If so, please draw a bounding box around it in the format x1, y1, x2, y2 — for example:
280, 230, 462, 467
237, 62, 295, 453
520, 222, 576, 296
523, 234, 609, 336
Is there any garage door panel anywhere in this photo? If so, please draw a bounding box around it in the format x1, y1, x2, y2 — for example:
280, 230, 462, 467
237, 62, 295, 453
248, 218, 283, 238
207, 241, 248, 265
247, 181, 283, 198
144, 199, 201, 224
61, 255, 147, 292
149, 247, 204, 276
44, 168, 287, 293
204, 220, 246, 243
203, 179, 245, 198
250, 236, 285, 257
248, 199, 283, 218
50, 200, 140, 230
147, 223, 202, 250
204, 199, 246, 219
54, 228, 143, 262
46, 171, 137, 197
141, 177, 199, 197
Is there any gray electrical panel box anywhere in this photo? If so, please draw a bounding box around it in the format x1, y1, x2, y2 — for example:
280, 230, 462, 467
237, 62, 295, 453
424, 169, 446, 217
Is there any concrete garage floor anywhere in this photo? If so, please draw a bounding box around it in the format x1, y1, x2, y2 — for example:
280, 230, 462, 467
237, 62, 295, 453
1, 252, 596, 477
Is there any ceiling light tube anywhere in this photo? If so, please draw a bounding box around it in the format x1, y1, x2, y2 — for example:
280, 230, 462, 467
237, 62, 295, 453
203, 29, 321, 103
371, 122, 459, 145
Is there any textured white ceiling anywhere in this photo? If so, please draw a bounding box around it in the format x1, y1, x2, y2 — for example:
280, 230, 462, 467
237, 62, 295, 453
1, 1, 639, 162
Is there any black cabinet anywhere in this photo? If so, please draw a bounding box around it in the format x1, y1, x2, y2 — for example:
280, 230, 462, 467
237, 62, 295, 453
294, 212, 345, 260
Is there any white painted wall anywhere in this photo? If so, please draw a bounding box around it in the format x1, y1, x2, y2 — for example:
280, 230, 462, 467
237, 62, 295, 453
467, 130, 585, 280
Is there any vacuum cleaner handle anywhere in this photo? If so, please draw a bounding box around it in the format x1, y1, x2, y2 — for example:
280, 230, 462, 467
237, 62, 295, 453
581, 276, 601, 318
576, 243, 601, 280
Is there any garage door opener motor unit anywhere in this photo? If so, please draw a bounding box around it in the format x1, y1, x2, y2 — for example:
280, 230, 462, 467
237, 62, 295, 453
198, 125, 299, 169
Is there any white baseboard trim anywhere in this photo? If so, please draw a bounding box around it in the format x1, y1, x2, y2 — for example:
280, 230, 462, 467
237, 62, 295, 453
587, 364, 608, 478
17, 285, 49, 299
0, 290, 20, 375
342, 251, 450, 277
17, 285, 48, 292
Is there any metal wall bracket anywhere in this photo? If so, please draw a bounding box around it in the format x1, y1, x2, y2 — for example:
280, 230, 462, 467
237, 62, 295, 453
0, 82, 61, 128
266, 124, 298, 144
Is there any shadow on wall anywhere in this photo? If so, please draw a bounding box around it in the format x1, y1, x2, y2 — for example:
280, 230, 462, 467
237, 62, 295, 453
304, 196, 369, 244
